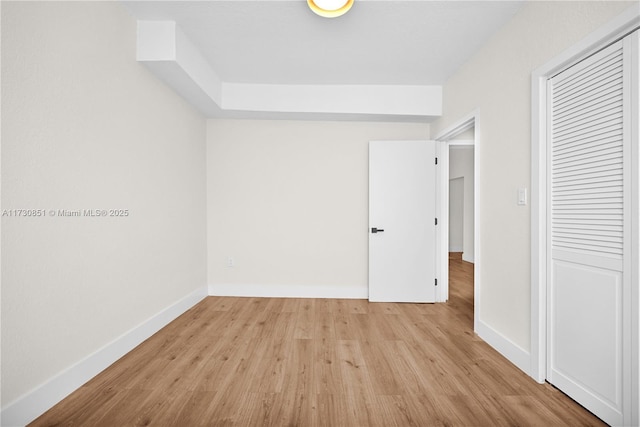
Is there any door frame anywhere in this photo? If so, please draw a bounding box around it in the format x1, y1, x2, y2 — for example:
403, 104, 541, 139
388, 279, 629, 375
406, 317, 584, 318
435, 112, 479, 325
531, 6, 639, 425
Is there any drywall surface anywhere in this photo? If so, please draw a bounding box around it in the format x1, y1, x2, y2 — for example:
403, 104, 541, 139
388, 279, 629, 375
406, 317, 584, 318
1, 1, 206, 407
449, 177, 464, 253
431, 1, 634, 351
207, 119, 429, 293
449, 146, 474, 262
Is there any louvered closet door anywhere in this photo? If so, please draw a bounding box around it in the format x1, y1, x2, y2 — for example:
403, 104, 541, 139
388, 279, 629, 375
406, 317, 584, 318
547, 37, 631, 426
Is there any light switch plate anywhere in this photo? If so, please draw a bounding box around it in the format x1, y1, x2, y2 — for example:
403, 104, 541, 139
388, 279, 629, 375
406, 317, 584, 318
518, 187, 527, 206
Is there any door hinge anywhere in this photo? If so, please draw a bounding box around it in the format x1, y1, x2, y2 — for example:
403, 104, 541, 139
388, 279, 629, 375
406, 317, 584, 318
435, 157, 438, 165
435, 218, 438, 225
435, 278, 438, 286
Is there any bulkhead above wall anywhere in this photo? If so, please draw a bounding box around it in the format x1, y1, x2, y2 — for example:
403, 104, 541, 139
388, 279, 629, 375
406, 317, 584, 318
124, 0, 525, 122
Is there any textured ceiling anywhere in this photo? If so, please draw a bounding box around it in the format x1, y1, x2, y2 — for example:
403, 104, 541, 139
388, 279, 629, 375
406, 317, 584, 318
123, 0, 525, 86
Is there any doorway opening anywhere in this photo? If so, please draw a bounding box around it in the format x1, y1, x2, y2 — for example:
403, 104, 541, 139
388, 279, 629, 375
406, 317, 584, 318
435, 113, 479, 331
448, 142, 474, 329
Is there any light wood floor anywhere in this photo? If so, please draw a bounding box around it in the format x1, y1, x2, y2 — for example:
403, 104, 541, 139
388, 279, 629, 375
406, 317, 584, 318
31, 254, 604, 426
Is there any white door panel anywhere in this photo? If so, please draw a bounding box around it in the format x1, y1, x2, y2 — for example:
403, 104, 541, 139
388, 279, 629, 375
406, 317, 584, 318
369, 140, 436, 303
549, 260, 622, 418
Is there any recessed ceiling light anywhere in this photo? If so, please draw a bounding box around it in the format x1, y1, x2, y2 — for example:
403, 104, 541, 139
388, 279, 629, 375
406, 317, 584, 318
308, 0, 354, 18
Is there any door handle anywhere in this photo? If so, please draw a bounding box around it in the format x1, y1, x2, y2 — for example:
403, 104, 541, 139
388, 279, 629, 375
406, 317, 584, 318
371, 227, 385, 233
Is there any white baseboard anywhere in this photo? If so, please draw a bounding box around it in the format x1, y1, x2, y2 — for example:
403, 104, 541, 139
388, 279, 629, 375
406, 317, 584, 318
209, 283, 368, 299
476, 319, 531, 377
449, 246, 463, 253
0, 286, 208, 427
462, 252, 474, 263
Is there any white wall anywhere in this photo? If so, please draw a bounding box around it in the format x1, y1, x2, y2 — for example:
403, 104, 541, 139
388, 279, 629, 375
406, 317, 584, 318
449, 177, 464, 252
431, 1, 634, 353
207, 119, 429, 296
1, 0, 206, 414
449, 146, 474, 262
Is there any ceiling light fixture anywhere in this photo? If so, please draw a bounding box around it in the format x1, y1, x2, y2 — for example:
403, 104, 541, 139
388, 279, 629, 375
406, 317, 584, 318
308, 0, 354, 18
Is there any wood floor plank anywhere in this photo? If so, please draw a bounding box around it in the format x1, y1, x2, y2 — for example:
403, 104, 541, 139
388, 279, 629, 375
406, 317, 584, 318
342, 392, 383, 427
313, 310, 336, 341
281, 339, 314, 395
379, 340, 438, 395
311, 394, 349, 427
293, 301, 315, 339
30, 256, 606, 426
167, 391, 218, 427
335, 340, 376, 397
313, 338, 344, 395
359, 340, 405, 396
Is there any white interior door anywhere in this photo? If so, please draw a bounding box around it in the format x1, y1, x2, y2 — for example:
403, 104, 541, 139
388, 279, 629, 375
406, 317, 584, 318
369, 140, 436, 303
546, 35, 634, 426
